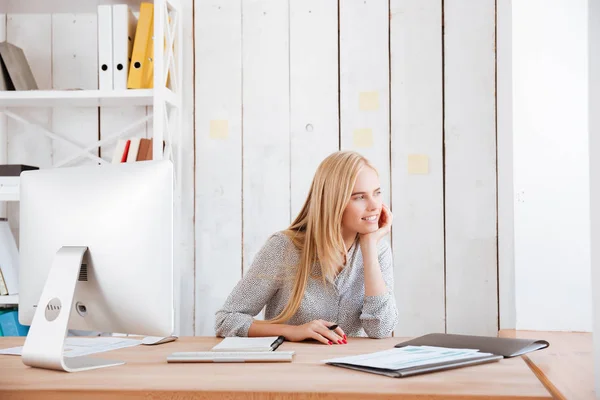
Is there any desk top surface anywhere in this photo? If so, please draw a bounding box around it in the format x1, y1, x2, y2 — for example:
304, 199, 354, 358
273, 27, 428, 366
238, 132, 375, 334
0, 336, 550, 400
499, 329, 595, 400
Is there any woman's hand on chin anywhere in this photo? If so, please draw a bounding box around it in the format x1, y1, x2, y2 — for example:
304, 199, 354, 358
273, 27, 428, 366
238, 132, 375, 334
359, 203, 393, 246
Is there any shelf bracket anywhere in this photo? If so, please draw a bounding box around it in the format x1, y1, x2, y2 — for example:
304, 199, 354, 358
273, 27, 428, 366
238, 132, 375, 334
0, 109, 154, 168
55, 113, 153, 167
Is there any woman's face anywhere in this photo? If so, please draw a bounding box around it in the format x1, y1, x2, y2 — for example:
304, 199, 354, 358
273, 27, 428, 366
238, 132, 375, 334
341, 167, 382, 236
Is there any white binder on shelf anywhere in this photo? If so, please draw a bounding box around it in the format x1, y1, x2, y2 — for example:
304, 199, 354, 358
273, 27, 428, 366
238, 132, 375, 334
112, 4, 137, 90
97, 4, 113, 90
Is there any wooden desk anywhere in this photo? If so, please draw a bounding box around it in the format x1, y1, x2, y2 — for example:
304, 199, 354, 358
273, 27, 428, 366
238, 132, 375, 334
500, 329, 595, 400
0, 336, 550, 400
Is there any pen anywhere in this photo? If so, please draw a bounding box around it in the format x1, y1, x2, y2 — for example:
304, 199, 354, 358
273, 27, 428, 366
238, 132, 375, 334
329, 324, 348, 344
270, 335, 285, 351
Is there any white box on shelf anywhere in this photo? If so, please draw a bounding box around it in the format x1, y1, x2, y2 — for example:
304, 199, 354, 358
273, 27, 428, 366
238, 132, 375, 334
0, 294, 18, 306
0, 177, 19, 202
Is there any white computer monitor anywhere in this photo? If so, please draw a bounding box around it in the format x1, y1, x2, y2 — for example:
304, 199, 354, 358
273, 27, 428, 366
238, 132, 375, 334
18, 159, 174, 372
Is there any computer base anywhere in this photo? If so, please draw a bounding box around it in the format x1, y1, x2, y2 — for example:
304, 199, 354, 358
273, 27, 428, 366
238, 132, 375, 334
21, 246, 125, 372
62, 356, 124, 372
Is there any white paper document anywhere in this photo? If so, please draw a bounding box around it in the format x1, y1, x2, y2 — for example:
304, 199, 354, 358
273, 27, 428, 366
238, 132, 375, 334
322, 345, 495, 370
211, 336, 281, 352
0, 337, 142, 358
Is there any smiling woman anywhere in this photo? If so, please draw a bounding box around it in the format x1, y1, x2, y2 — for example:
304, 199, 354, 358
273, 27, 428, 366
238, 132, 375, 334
215, 151, 398, 345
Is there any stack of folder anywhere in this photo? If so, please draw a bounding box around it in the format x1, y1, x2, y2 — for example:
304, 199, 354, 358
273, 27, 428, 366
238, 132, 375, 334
97, 3, 155, 90
323, 333, 550, 378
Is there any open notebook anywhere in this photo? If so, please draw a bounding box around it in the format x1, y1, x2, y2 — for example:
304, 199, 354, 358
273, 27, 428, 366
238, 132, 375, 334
211, 336, 285, 352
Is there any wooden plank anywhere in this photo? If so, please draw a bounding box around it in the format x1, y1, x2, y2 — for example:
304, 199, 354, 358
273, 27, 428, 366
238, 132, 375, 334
176, 0, 194, 337
390, 0, 445, 336
289, 0, 339, 219
242, 1, 290, 274
339, 0, 390, 208
444, 0, 497, 335
6, 14, 53, 245
51, 13, 98, 167
497, 0, 515, 330
194, 0, 242, 335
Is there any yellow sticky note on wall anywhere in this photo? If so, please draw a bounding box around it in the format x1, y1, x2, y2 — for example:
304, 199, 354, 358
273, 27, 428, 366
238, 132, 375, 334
359, 91, 379, 111
353, 128, 373, 148
407, 154, 429, 174
209, 120, 228, 139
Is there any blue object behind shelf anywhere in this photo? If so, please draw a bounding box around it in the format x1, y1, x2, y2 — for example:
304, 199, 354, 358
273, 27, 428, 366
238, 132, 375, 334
0, 309, 29, 336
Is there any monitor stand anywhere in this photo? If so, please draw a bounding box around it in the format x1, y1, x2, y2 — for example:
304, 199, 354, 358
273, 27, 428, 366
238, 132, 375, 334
21, 246, 124, 372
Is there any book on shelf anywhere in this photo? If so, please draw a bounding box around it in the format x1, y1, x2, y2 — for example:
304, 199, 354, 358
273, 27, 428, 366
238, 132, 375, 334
0, 164, 39, 176
97, 4, 137, 90
127, 2, 154, 89
0, 269, 8, 296
0, 41, 38, 91
112, 138, 164, 164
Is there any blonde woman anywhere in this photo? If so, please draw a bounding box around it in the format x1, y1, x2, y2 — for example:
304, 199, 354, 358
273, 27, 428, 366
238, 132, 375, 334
215, 151, 398, 345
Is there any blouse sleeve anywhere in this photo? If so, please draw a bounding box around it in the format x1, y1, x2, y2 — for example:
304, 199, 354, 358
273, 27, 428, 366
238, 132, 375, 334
214, 233, 289, 337
360, 240, 399, 338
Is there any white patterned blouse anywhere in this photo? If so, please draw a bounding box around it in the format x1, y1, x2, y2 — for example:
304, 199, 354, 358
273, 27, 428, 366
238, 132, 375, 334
215, 231, 398, 338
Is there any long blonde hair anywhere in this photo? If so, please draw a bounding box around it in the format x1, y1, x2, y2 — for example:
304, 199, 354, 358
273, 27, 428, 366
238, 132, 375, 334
260, 150, 377, 324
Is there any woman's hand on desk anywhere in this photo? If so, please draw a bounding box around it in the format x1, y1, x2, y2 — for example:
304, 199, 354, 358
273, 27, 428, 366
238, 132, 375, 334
283, 320, 347, 345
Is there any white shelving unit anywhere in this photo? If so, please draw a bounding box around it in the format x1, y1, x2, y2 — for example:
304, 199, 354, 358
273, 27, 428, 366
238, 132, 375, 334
0, 0, 184, 307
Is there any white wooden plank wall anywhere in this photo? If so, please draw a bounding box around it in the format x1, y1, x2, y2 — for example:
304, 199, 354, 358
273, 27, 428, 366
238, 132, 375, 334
6, 14, 54, 244
178, 0, 196, 338
497, 0, 516, 330
242, 1, 290, 275
339, 0, 390, 208
444, 0, 498, 336
51, 14, 98, 168
390, 0, 445, 337
4, 0, 503, 336
194, 0, 243, 336
289, 0, 339, 219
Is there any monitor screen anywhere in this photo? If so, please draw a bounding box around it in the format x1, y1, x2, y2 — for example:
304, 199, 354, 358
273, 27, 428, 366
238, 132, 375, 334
18, 160, 174, 338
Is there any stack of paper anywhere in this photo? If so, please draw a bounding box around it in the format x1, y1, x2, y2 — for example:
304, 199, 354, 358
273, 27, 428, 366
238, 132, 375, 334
211, 336, 284, 352
322, 345, 503, 378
